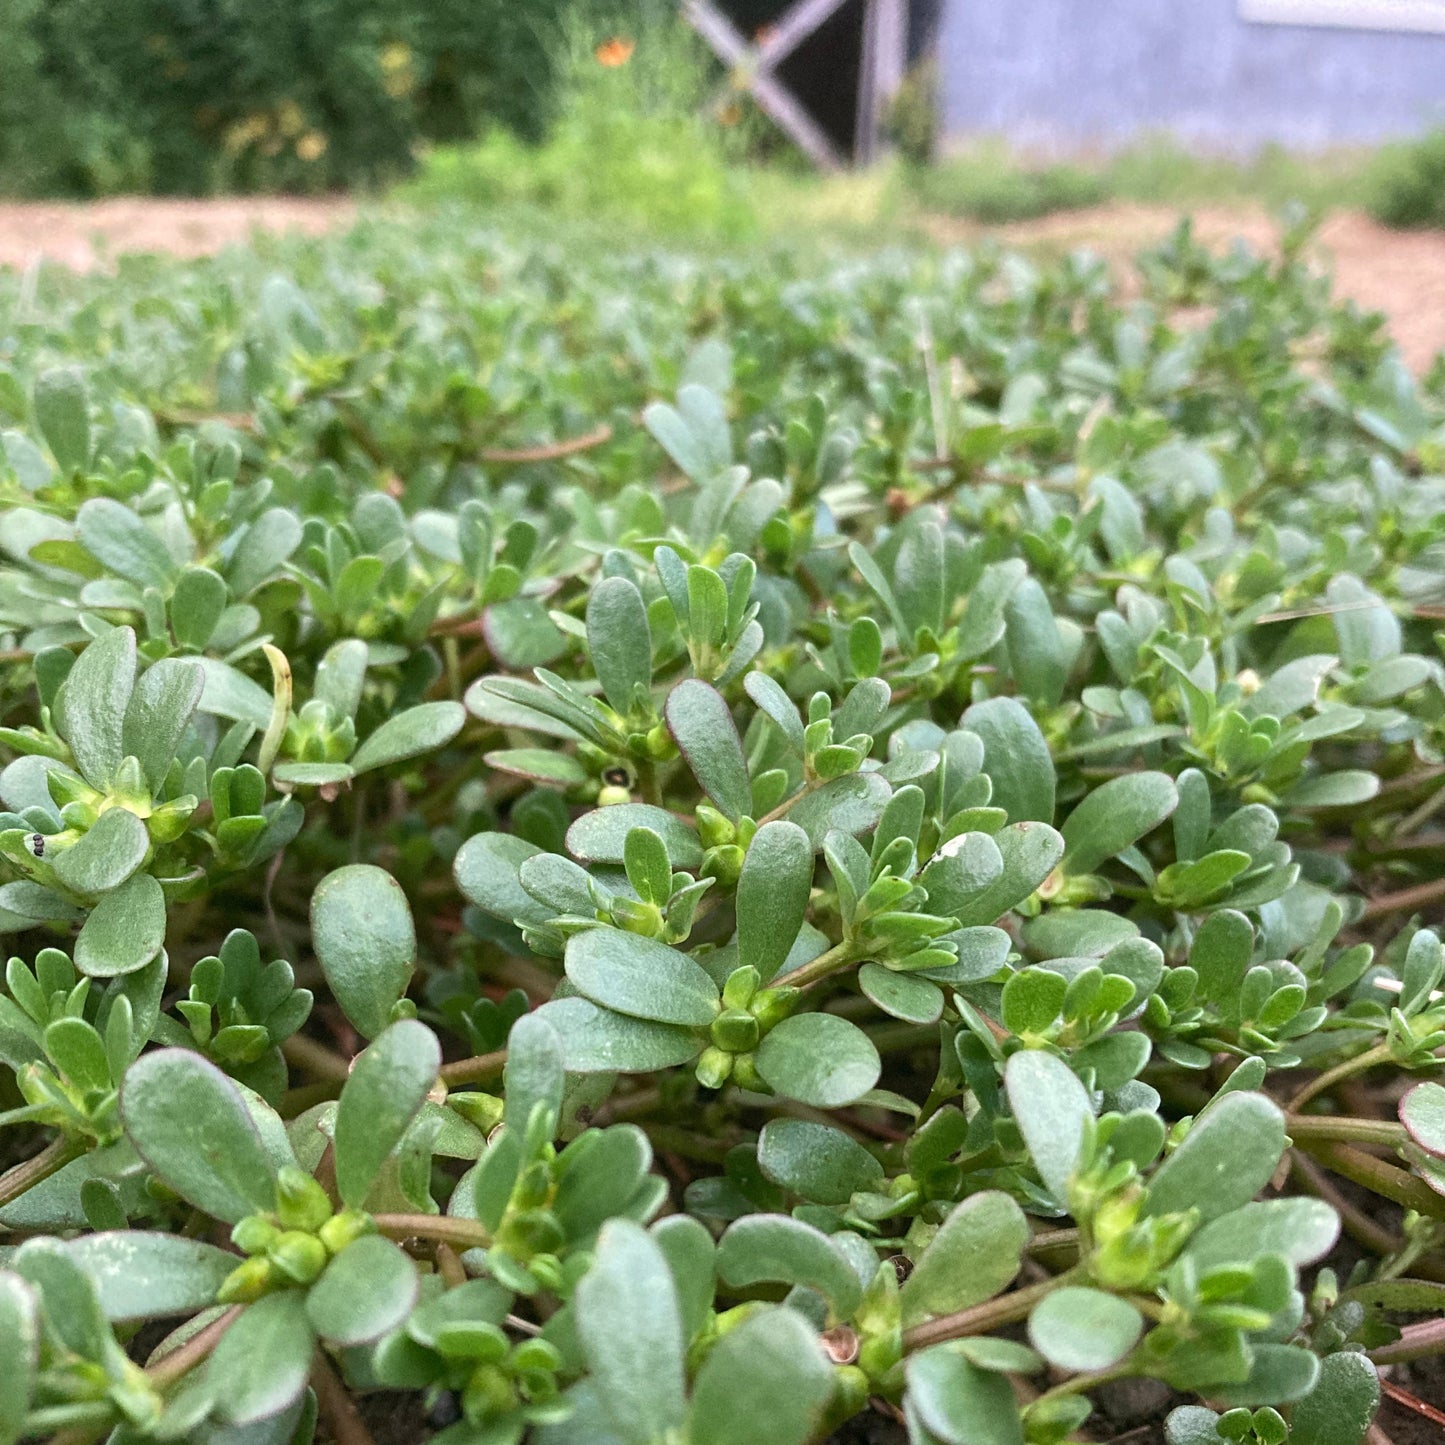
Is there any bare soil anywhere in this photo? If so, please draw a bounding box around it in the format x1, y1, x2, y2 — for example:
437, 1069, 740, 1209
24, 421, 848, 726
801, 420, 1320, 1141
0, 196, 352, 271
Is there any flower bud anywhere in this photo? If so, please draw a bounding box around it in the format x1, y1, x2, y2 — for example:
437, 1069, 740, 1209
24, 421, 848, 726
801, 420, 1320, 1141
231, 1215, 282, 1256
710, 1008, 759, 1053
448, 1091, 505, 1134
695, 804, 734, 850
731, 1052, 766, 1093
318, 1209, 375, 1255
695, 1045, 733, 1090
275, 1165, 332, 1232
218, 1255, 274, 1304
701, 844, 744, 887
463, 1363, 519, 1420
269, 1229, 328, 1284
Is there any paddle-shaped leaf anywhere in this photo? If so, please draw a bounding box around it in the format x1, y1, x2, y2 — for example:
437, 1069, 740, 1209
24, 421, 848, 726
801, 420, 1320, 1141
311, 864, 416, 1038
120, 1049, 277, 1223
334, 1019, 441, 1208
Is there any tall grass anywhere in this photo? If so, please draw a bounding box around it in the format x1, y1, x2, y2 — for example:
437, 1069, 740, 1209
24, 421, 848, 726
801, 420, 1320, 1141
403, 2, 757, 242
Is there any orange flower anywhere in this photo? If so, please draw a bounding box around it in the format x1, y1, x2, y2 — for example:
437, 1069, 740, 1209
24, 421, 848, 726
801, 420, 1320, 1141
595, 36, 635, 67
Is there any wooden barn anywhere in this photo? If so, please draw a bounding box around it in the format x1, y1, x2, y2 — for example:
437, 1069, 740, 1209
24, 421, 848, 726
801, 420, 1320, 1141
685, 0, 1445, 163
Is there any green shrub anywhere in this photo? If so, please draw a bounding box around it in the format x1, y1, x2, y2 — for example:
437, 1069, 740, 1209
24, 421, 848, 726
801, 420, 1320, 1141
1366, 128, 1445, 228
0, 0, 577, 197
0, 210, 1440, 1443
406, 6, 757, 243
912, 143, 1106, 222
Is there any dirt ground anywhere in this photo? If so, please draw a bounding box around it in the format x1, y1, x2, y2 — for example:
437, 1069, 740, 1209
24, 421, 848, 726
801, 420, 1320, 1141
0, 196, 1443, 371
0, 196, 352, 271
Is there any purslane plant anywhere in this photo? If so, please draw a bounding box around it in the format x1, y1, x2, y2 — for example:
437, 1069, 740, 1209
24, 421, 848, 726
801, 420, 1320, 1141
2, 215, 1445, 1444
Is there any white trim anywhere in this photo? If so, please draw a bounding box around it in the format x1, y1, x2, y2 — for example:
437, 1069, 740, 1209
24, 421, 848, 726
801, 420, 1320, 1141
1241, 0, 1445, 34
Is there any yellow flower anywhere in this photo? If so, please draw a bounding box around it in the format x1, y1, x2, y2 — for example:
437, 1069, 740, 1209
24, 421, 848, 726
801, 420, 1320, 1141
296, 132, 329, 163
380, 40, 416, 98
595, 37, 635, 67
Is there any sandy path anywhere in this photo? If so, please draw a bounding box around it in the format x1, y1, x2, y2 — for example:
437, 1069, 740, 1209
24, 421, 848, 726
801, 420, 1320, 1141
0, 197, 352, 271
1, 195, 1443, 370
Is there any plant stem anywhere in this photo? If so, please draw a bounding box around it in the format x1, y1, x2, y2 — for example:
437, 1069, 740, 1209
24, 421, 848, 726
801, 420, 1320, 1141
439, 1049, 507, 1086
774, 939, 859, 991
148, 1306, 244, 1388
1369, 1316, 1445, 1366
1287, 1042, 1392, 1112
902, 1273, 1069, 1352
1286, 1112, 1406, 1149
282, 1033, 352, 1083
1297, 1139, 1445, 1219
1361, 876, 1445, 922
0, 1134, 83, 1208
373, 1214, 493, 1250
310, 1351, 378, 1445
1030, 1363, 1133, 1408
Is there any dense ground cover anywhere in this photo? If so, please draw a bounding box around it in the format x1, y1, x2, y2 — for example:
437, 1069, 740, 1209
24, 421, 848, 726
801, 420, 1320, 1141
2, 213, 1445, 1444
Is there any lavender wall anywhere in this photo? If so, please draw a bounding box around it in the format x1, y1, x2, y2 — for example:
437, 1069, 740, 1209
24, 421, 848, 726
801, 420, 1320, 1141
938, 0, 1445, 151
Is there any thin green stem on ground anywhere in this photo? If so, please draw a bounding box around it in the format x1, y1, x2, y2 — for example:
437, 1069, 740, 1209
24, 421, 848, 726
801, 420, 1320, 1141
773, 939, 859, 991
439, 1048, 508, 1086
373, 1213, 493, 1250
1286, 1112, 1406, 1149
310, 1351, 378, 1445
0, 1134, 84, 1209
1297, 1139, 1445, 1219
901, 1273, 1071, 1352
1287, 1042, 1393, 1112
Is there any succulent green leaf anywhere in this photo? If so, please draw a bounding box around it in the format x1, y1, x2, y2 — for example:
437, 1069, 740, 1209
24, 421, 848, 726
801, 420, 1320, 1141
311, 864, 416, 1039
1286, 1351, 1379, 1445
349, 701, 466, 774
1401, 1081, 1445, 1157
503, 1010, 565, 1134
50, 805, 150, 896
565, 928, 720, 1026
962, 697, 1054, 824
1004, 1050, 1092, 1202
754, 1012, 880, 1107
575, 1219, 687, 1444
906, 1347, 1024, 1445
665, 678, 751, 821
757, 1117, 884, 1204
120, 1049, 278, 1223
57, 625, 136, 789
334, 1019, 440, 1208
1028, 1287, 1143, 1372
74, 872, 167, 978
0, 1272, 37, 1445
567, 803, 704, 870
306, 1235, 419, 1345
716, 1213, 862, 1318
1144, 1093, 1286, 1223
736, 820, 813, 981
206, 1289, 315, 1425
63, 1231, 238, 1322
34, 366, 91, 474
1061, 771, 1179, 876
689, 1305, 835, 1445
588, 575, 653, 714
532, 996, 702, 1073
901, 1191, 1029, 1327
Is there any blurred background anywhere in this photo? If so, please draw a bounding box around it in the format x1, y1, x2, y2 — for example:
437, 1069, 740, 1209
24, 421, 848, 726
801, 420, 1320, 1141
6, 0, 1445, 355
